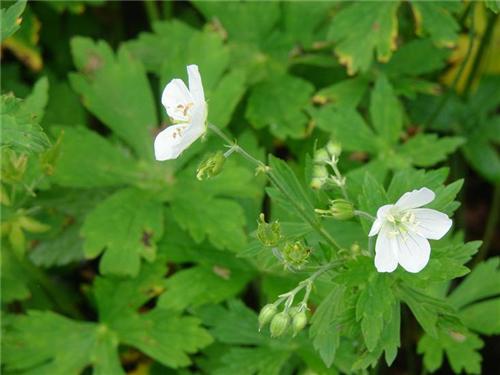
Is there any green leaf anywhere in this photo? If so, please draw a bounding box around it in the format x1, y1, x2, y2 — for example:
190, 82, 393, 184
397, 284, 455, 337
208, 69, 247, 128
69, 37, 157, 160
327, 2, 400, 75
52, 127, 142, 188
418, 326, 483, 374
398, 134, 464, 167
267, 155, 317, 225
314, 76, 369, 109
1, 246, 31, 303
370, 74, 403, 145
355, 275, 395, 352
410, 1, 460, 47
193, 1, 280, 44
282, 2, 333, 48
112, 309, 213, 369
0, 93, 50, 154
448, 258, 500, 309
1, 0, 27, 42
462, 119, 500, 183
309, 285, 346, 367
246, 75, 314, 139
81, 188, 164, 276
313, 106, 378, 153
385, 38, 449, 76
460, 298, 500, 335
214, 347, 290, 375
2, 311, 124, 375
158, 265, 253, 311
199, 300, 266, 346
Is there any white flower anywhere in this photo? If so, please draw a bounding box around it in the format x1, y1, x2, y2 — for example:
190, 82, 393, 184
368, 187, 452, 273
154, 64, 207, 160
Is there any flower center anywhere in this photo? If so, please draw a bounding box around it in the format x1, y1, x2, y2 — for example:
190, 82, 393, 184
385, 209, 417, 237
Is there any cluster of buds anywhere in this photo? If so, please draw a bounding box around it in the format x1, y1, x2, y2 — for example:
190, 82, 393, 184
310, 140, 344, 190
315, 199, 354, 220
258, 302, 309, 338
196, 151, 226, 180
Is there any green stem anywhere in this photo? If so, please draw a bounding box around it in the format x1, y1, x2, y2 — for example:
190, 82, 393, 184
473, 184, 500, 265
463, 11, 497, 95
144, 0, 159, 27
277, 261, 339, 309
208, 124, 341, 250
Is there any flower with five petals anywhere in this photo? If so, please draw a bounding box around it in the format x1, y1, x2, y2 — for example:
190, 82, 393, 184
369, 187, 452, 273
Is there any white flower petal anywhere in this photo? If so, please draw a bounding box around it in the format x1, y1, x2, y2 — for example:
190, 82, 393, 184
395, 187, 435, 210
187, 64, 205, 104
161, 78, 193, 122
154, 117, 204, 161
374, 225, 398, 273
395, 231, 431, 273
369, 218, 383, 237
412, 208, 452, 240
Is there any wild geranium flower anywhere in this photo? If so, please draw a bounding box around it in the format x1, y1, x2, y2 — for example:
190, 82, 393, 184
154, 64, 207, 160
368, 187, 452, 273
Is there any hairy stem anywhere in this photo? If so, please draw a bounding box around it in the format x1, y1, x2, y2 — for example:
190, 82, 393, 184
208, 124, 341, 250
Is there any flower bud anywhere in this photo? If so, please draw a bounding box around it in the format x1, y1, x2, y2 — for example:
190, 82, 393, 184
270, 312, 290, 337
258, 304, 278, 330
282, 241, 310, 269
313, 165, 328, 179
326, 140, 342, 158
257, 214, 281, 247
292, 311, 308, 336
328, 199, 354, 220
314, 149, 329, 164
196, 151, 225, 180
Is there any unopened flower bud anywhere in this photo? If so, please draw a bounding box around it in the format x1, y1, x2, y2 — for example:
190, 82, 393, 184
313, 165, 328, 179
270, 312, 290, 337
196, 151, 225, 180
326, 140, 342, 158
314, 149, 329, 164
292, 311, 308, 336
328, 199, 354, 220
282, 241, 310, 269
258, 304, 278, 330
257, 213, 281, 247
